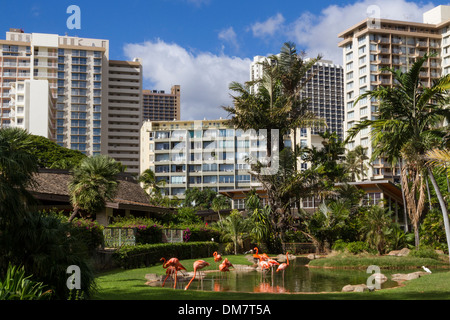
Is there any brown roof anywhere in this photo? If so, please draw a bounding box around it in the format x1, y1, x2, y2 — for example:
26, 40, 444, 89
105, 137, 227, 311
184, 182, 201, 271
28, 169, 173, 212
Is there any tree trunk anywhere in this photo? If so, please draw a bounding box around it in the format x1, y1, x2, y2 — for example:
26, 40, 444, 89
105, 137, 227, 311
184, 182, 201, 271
68, 207, 79, 223
399, 160, 409, 233
428, 167, 450, 264
425, 176, 433, 210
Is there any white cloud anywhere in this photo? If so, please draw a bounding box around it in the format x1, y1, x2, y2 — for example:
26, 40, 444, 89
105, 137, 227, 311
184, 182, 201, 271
124, 39, 251, 120
250, 13, 285, 38
286, 0, 436, 64
218, 27, 239, 49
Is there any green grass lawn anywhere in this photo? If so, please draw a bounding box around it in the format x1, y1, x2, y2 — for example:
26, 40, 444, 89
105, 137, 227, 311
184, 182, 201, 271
93, 254, 450, 300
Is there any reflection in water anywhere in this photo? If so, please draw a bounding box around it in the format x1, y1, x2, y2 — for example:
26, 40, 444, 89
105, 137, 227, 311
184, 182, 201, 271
176, 258, 404, 293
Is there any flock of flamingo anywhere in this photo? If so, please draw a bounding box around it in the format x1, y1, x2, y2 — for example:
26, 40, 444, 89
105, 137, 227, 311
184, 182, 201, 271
159, 247, 290, 291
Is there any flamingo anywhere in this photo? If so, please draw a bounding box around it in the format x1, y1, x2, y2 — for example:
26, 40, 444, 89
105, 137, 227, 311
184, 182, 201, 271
161, 266, 177, 288
219, 258, 233, 274
253, 247, 262, 261
276, 252, 290, 279
161, 257, 187, 273
184, 260, 210, 290
213, 251, 222, 263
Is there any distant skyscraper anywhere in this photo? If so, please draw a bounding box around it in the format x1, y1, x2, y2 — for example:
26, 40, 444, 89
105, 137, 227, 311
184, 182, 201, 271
143, 85, 180, 121
105, 59, 143, 174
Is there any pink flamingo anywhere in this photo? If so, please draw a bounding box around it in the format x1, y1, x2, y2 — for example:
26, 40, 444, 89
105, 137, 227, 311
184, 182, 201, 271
213, 251, 222, 263
161, 257, 187, 274
161, 265, 177, 288
184, 260, 210, 290
276, 252, 290, 280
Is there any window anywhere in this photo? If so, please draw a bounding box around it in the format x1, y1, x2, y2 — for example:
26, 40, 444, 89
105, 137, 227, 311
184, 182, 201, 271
219, 175, 234, 183
347, 111, 354, 119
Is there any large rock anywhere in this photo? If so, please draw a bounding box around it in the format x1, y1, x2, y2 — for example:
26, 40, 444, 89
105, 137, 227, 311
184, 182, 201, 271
391, 271, 429, 281
387, 248, 410, 257
276, 253, 296, 263
342, 284, 369, 292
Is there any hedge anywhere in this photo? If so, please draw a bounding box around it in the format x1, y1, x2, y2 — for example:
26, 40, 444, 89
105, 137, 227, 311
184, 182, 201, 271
112, 241, 219, 269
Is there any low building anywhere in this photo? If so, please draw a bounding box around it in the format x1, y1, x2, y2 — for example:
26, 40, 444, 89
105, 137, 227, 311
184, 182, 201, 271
28, 168, 175, 225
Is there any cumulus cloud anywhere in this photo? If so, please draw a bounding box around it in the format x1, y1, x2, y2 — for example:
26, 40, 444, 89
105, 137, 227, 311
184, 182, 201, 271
124, 39, 251, 120
288, 0, 436, 64
250, 13, 285, 38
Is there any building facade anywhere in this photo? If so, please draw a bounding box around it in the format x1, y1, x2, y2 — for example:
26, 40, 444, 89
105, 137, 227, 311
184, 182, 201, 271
105, 59, 143, 174
338, 5, 450, 181
9, 79, 56, 139
143, 85, 180, 121
140, 119, 267, 199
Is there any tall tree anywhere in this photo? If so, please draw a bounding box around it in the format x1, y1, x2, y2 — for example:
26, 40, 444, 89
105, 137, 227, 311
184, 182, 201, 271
0, 128, 38, 225
68, 155, 121, 222
346, 53, 450, 251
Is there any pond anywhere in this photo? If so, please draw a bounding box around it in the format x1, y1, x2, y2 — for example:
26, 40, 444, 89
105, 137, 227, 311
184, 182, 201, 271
153, 257, 419, 293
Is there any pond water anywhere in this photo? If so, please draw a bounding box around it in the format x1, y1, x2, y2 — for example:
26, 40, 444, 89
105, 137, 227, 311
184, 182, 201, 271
160, 258, 416, 293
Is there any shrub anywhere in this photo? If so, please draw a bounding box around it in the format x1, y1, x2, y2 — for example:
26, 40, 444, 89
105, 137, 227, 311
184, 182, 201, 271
346, 241, 370, 254
112, 241, 219, 269
331, 239, 347, 252
70, 218, 104, 253
409, 247, 439, 260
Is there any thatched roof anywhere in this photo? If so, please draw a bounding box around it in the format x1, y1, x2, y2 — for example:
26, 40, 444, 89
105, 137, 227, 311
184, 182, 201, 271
28, 169, 175, 214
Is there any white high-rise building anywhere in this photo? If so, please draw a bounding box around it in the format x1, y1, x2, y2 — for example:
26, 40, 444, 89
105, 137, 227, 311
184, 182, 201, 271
9, 79, 56, 139
0, 28, 145, 174
338, 5, 450, 181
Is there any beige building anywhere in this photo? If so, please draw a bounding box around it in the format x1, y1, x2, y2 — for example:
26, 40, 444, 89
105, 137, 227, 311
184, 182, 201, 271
143, 85, 180, 121
105, 59, 143, 174
338, 5, 450, 181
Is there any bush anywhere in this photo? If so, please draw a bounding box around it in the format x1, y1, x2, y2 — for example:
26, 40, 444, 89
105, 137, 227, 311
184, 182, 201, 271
346, 241, 370, 254
409, 247, 439, 260
112, 241, 219, 269
331, 239, 347, 252
70, 218, 104, 253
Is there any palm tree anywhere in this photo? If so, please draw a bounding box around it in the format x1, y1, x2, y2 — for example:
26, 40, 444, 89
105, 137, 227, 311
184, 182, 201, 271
68, 155, 121, 222
361, 205, 393, 255
0, 128, 38, 224
352, 145, 369, 181
211, 195, 231, 221
138, 168, 166, 200
217, 210, 251, 255
346, 53, 450, 251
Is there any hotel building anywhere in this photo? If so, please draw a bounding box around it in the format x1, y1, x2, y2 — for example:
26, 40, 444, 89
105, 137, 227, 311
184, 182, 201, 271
140, 119, 267, 199
0, 28, 146, 174
143, 85, 180, 121
338, 5, 450, 181
105, 59, 143, 174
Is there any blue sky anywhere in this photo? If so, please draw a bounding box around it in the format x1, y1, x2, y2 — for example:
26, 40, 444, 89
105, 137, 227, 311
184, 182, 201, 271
0, 0, 444, 119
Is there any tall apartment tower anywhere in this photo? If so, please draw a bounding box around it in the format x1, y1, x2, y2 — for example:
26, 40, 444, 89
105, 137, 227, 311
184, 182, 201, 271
142, 85, 180, 121
300, 59, 344, 140
0, 28, 109, 155
105, 59, 143, 175
338, 5, 450, 181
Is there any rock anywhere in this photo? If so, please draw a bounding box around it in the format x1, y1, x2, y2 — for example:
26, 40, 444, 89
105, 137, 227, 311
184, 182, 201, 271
397, 248, 410, 256
233, 264, 257, 272
435, 250, 444, 255
307, 254, 316, 260
342, 284, 369, 292
276, 253, 296, 263
391, 271, 429, 282
387, 248, 410, 257
372, 273, 388, 284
